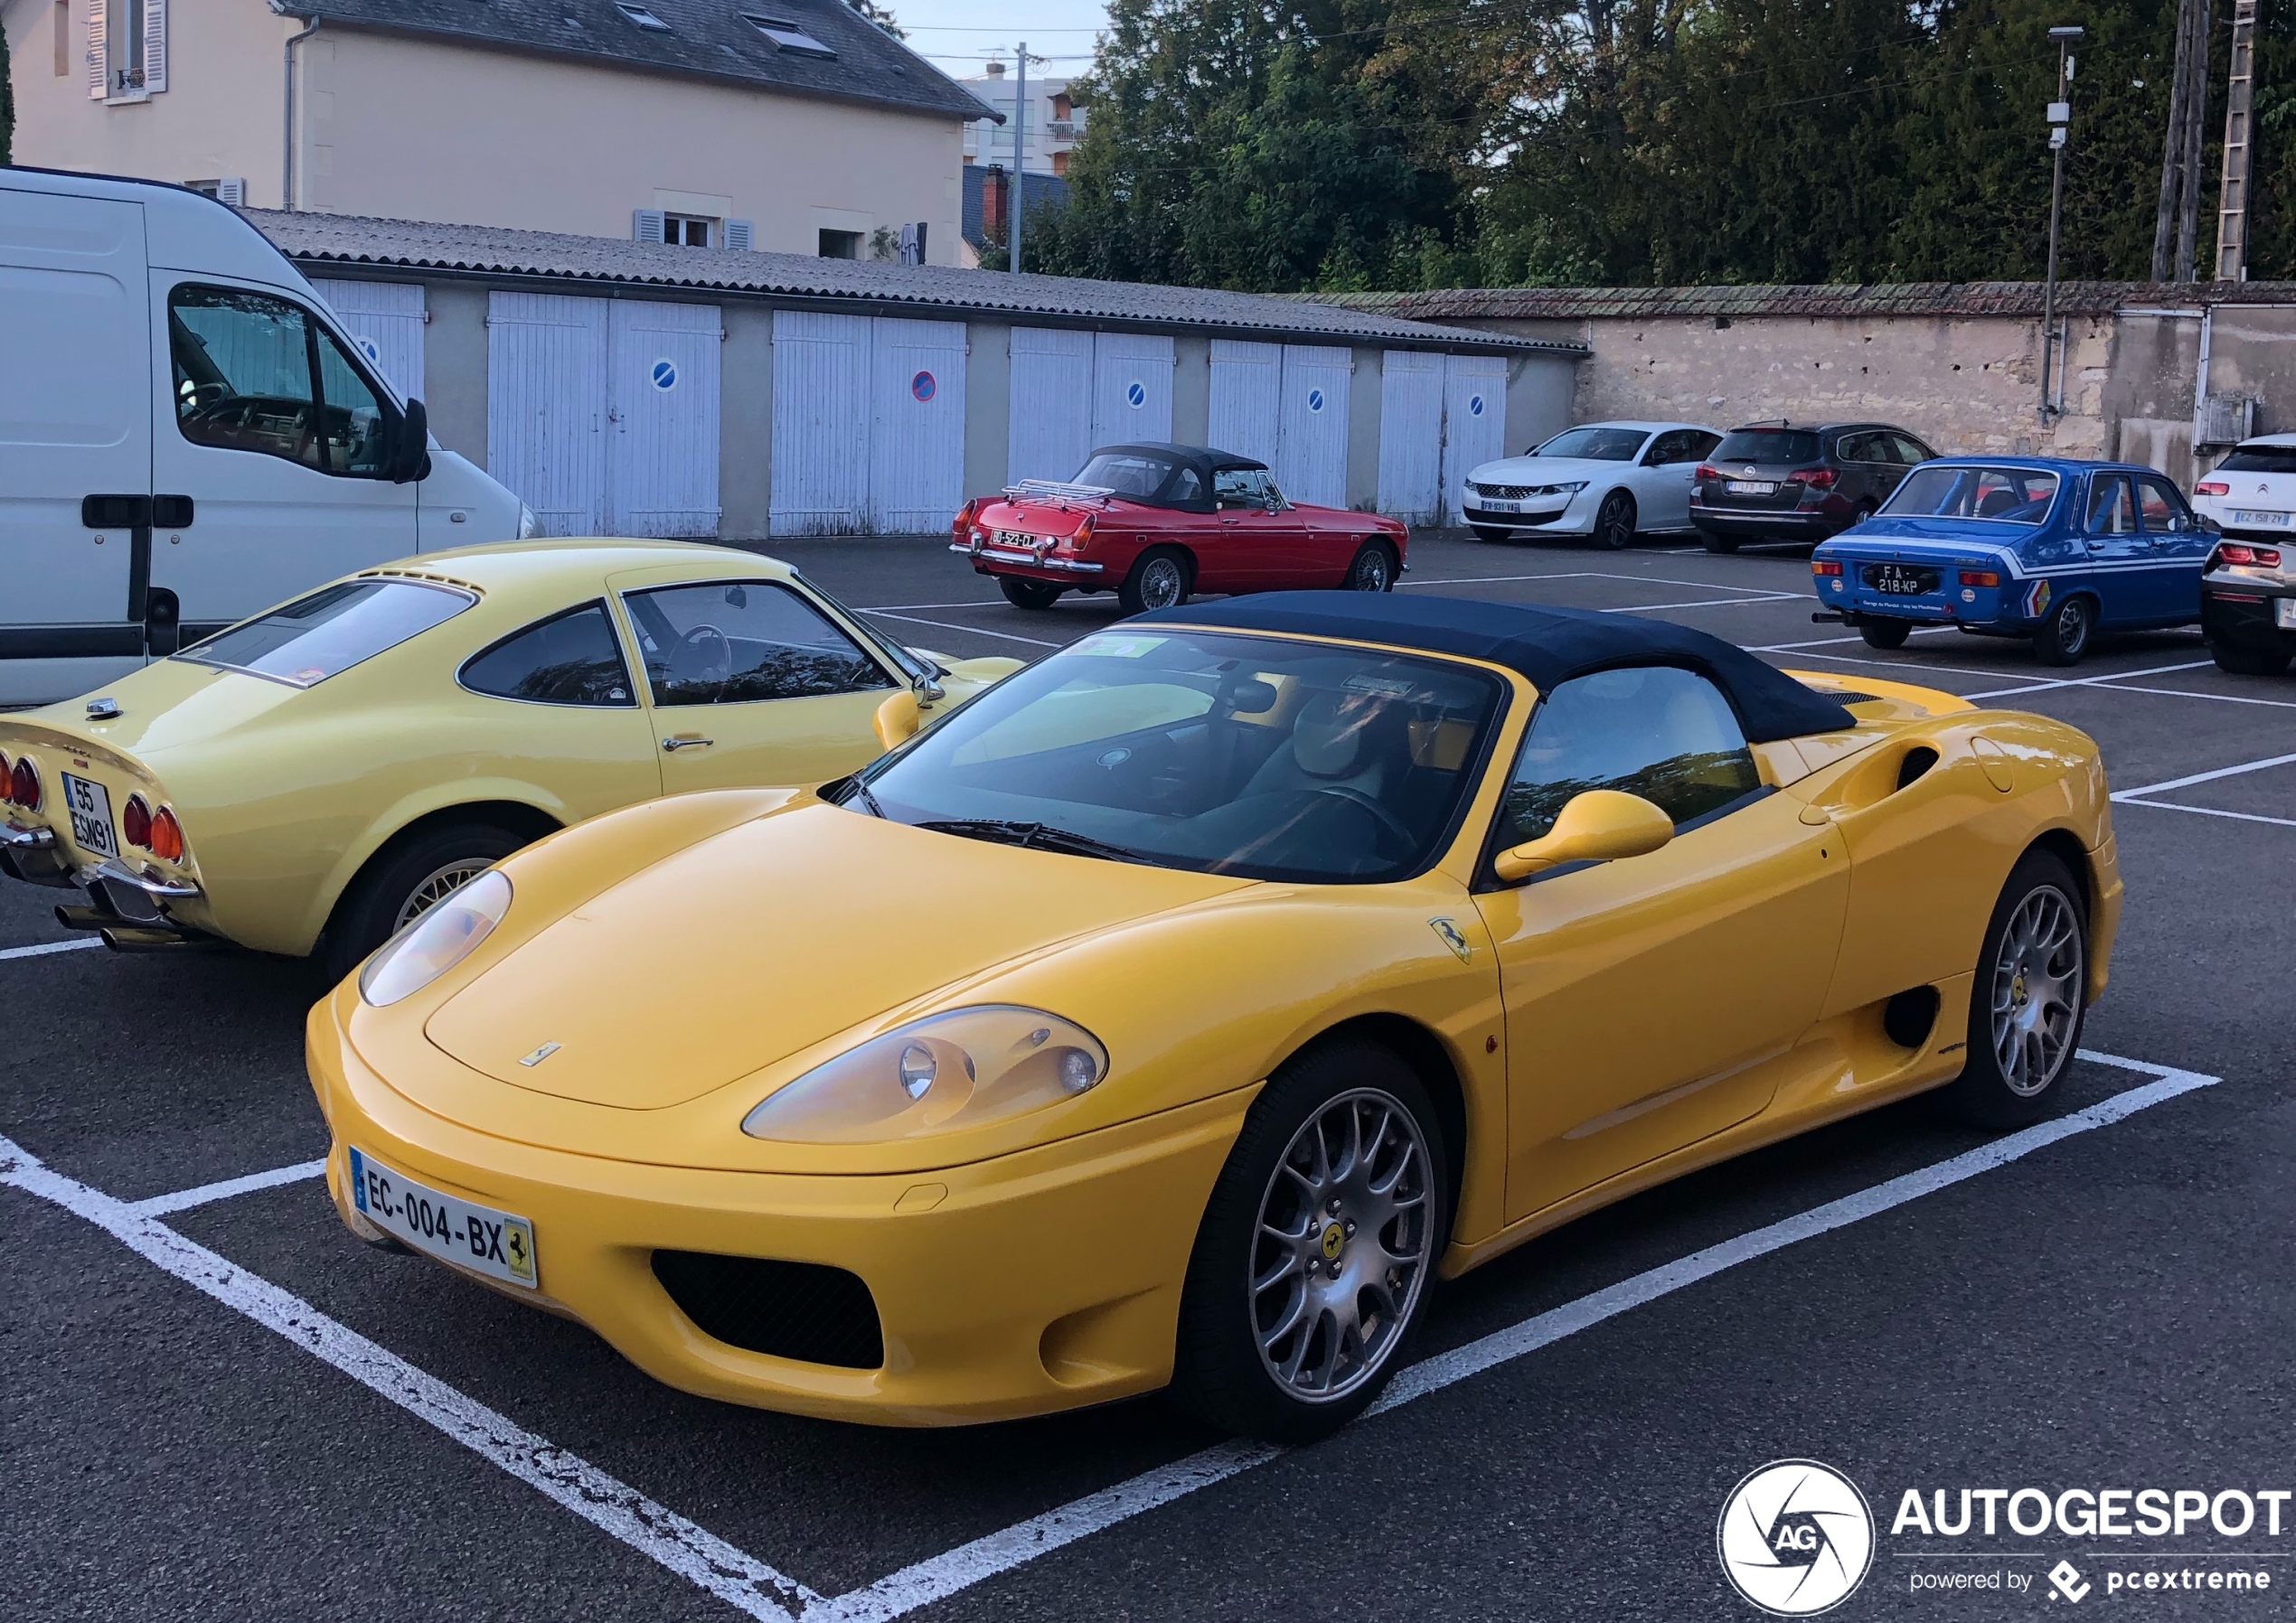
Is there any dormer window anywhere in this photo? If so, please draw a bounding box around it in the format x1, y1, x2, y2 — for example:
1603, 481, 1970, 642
615, 4, 672, 30
742, 13, 835, 57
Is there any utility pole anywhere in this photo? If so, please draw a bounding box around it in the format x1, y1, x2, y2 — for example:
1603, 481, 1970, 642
2175, 0, 2209, 279
2216, 0, 2260, 278
1012, 43, 1027, 273
2152, 0, 2202, 279
2040, 26, 2082, 422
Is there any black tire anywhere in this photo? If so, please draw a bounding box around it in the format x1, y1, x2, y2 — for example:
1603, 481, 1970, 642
1849, 501, 1878, 530
2032, 594, 2094, 666
324, 821, 528, 982
998, 577, 1063, 610
1939, 848, 2089, 1128
1699, 530, 1740, 554
1470, 525, 1512, 545
1171, 1039, 1449, 1443
1591, 490, 1636, 550
1858, 618, 1912, 650
2209, 636, 2291, 677
1343, 540, 1397, 593
1118, 548, 1192, 614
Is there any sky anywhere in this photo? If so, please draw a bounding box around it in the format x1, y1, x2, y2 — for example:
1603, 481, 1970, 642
889, 0, 1112, 80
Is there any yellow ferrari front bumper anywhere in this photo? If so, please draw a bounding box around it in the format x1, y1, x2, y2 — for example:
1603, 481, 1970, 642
306, 984, 1251, 1426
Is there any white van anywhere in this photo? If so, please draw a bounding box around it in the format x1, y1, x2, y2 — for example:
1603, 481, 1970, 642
0, 167, 533, 706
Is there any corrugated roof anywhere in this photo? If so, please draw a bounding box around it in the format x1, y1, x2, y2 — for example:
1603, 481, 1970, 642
1311, 281, 2296, 322
249, 210, 1584, 352
273, 0, 995, 124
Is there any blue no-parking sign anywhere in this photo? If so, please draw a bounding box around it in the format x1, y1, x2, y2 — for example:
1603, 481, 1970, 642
912, 370, 936, 402
1125, 380, 1147, 408
651, 359, 678, 391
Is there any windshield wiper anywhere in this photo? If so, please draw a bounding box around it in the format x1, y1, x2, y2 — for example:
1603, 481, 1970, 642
916, 818, 1152, 865
828, 775, 888, 818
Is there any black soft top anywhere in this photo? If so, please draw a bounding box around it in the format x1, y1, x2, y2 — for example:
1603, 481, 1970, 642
1132, 593, 1856, 742
1072, 443, 1266, 511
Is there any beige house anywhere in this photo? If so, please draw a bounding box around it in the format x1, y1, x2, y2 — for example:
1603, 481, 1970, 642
3, 0, 994, 264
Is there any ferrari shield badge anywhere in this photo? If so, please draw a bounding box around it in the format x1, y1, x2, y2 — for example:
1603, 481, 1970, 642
1429, 917, 1473, 963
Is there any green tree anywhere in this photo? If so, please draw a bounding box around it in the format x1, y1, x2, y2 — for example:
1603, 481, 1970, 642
3, 8, 15, 168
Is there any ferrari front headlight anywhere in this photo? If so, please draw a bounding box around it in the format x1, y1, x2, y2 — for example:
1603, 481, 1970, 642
741, 1005, 1107, 1143
358, 869, 512, 1006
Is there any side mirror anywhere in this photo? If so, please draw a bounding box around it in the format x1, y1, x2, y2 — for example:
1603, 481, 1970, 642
873, 689, 921, 750
1492, 790, 1673, 883
390, 397, 432, 484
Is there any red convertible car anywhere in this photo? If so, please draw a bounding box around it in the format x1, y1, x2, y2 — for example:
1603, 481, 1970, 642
951, 443, 1410, 613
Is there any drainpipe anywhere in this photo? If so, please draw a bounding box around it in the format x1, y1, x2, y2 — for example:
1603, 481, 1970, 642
282, 14, 320, 211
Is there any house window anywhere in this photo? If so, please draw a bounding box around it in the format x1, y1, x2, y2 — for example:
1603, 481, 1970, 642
110, 0, 147, 93
742, 14, 836, 57
614, 3, 671, 30
1051, 151, 1070, 178
818, 229, 863, 259
664, 212, 716, 248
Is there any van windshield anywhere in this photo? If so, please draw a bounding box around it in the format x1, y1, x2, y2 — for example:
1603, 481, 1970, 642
180, 579, 475, 687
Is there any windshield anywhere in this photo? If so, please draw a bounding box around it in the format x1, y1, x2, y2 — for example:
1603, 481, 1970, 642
179, 579, 475, 687
1074, 450, 1177, 498
1880, 465, 2060, 525
1715, 429, 1821, 464
1534, 427, 1647, 462
2216, 446, 2296, 474
852, 630, 1505, 883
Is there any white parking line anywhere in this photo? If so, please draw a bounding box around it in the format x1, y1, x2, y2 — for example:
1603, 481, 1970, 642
1749, 626, 1961, 652
0, 1136, 821, 1622
812, 1051, 2216, 1623
1960, 661, 2217, 700
1600, 593, 1800, 614
2108, 750, 2296, 830
860, 611, 1061, 649
129, 1159, 328, 1217
852, 599, 1008, 613
1406, 569, 1792, 597
0, 938, 103, 963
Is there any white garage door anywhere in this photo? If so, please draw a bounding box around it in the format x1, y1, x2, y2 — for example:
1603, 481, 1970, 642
1442, 355, 1509, 525
1378, 351, 1444, 523
1009, 327, 1095, 484
609, 300, 722, 538
1091, 333, 1174, 446
1207, 340, 1281, 467
870, 317, 967, 533
1275, 345, 1350, 510
770, 311, 870, 535
314, 278, 424, 402
488, 292, 607, 536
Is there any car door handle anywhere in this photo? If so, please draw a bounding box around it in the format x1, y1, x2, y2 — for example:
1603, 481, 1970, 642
661, 735, 714, 751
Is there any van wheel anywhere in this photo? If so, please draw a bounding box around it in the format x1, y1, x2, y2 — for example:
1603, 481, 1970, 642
1120, 549, 1191, 614
2033, 595, 2094, 666
1858, 618, 1912, 650
1170, 1040, 1447, 1442
1940, 849, 2087, 1127
998, 577, 1063, 610
324, 821, 528, 982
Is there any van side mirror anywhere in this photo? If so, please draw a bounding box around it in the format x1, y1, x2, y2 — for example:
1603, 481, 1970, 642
1492, 790, 1673, 882
389, 397, 433, 483
873, 689, 921, 750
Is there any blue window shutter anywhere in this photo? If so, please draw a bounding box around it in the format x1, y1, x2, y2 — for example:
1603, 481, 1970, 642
725, 219, 755, 251
634, 209, 666, 244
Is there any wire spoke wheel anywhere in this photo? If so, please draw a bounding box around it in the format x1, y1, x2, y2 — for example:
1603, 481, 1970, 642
1988, 885, 2084, 1096
393, 858, 494, 934
1139, 556, 1186, 609
1348, 547, 1392, 591
1249, 1087, 1432, 1403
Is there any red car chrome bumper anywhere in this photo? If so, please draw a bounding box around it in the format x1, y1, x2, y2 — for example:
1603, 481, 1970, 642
950, 541, 1107, 576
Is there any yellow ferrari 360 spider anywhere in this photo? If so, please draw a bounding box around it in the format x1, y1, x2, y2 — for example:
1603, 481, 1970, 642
0, 541, 1016, 974
306, 593, 2118, 1440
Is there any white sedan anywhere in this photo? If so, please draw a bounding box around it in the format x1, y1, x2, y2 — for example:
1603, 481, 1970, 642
1462, 421, 1724, 549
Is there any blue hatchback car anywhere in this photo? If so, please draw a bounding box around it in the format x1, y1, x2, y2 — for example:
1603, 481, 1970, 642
1810, 457, 2213, 664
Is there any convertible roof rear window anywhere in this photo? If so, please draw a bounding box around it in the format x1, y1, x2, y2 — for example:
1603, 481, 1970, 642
180, 578, 475, 688
1075, 450, 1179, 499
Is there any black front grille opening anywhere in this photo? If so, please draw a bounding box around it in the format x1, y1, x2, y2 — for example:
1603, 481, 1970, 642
651, 1251, 884, 1369
1896, 746, 1940, 790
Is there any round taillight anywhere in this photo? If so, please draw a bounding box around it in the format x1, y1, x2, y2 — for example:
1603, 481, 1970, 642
123, 794, 153, 849
148, 806, 185, 863
0, 750, 11, 801
10, 755, 40, 812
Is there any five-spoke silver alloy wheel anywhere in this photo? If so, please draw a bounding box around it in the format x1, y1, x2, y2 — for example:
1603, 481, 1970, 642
1137, 556, 1187, 609
392, 858, 493, 933
1990, 884, 2084, 1096
1249, 1087, 1432, 1403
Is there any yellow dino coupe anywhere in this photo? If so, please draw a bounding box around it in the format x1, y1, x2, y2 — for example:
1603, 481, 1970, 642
306, 593, 2118, 1440
0, 541, 1017, 973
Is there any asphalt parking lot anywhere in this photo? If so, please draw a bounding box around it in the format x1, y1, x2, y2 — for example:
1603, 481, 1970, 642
6, 531, 2292, 1620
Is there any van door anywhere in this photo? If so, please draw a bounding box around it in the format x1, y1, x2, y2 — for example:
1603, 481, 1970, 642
150, 278, 418, 639
0, 188, 150, 699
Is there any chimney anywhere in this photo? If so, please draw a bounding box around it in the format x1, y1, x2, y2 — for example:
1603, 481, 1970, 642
983, 164, 1008, 239
984, 59, 1005, 77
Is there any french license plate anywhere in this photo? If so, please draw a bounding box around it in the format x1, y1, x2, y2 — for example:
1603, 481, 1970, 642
994, 529, 1040, 548
1866, 563, 1940, 596
2278, 597, 2296, 630
347, 1145, 537, 1289
2231, 509, 2290, 528
1726, 480, 1776, 495
1482, 500, 1520, 512
58, 772, 118, 858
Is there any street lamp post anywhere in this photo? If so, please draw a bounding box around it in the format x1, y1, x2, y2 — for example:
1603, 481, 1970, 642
2039, 23, 2084, 423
